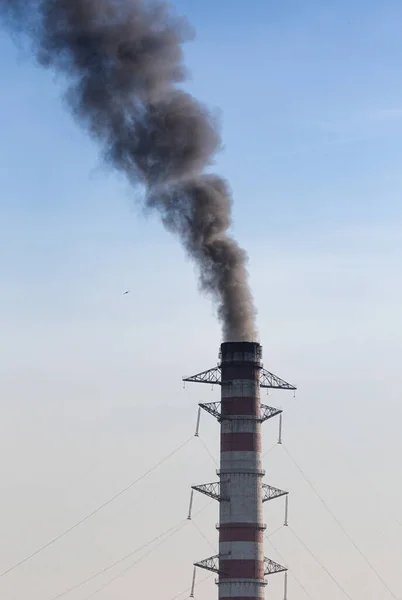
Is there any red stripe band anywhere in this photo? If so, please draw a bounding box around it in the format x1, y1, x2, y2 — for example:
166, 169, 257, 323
221, 365, 259, 381
221, 397, 260, 416
220, 559, 264, 579
221, 432, 261, 452
219, 527, 264, 542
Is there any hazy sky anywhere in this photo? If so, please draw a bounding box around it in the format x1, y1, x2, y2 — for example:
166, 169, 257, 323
0, 2, 401, 600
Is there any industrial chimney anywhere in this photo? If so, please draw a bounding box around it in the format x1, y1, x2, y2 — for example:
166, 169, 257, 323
184, 342, 296, 600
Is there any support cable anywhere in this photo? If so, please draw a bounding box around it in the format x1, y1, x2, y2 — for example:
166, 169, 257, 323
84, 503, 213, 600
168, 573, 213, 600
287, 527, 355, 600
49, 520, 188, 600
263, 442, 278, 458
0, 436, 193, 578
83, 522, 188, 600
193, 500, 214, 519
197, 436, 218, 467
289, 568, 313, 600
48, 500, 213, 600
266, 525, 284, 539
267, 534, 314, 600
282, 445, 397, 600
191, 520, 216, 553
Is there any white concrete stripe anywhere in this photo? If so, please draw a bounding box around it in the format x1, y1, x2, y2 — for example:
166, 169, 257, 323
219, 581, 265, 598
219, 541, 263, 560
220, 491, 264, 524
220, 471, 263, 488
220, 512, 263, 525
220, 451, 262, 474
219, 450, 262, 460
221, 421, 260, 434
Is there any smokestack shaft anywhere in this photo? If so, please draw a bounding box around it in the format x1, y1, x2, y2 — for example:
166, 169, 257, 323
219, 342, 265, 600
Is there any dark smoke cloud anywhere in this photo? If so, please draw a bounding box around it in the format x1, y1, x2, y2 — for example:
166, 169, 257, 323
0, 0, 257, 341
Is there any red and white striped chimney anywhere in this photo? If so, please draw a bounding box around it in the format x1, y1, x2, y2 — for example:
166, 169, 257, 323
218, 341, 265, 600
187, 341, 294, 599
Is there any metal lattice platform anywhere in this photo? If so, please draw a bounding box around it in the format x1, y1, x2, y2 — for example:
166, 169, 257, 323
183, 366, 296, 390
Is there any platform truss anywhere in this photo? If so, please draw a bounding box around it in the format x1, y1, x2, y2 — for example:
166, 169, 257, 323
194, 555, 220, 574
261, 405, 283, 422
199, 402, 282, 423
199, 402, 221, 420
194, 555, 287, 578
262, 484, 288, 503
192, 482, 222, 502
192, 481, 287, 505
264, 557, 287, 576
183, 366, 296, 391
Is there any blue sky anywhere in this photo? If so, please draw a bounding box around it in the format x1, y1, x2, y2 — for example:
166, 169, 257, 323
0, 2, 401, 600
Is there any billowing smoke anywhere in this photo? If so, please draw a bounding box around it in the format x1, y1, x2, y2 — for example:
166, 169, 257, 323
0, 0, 257, 341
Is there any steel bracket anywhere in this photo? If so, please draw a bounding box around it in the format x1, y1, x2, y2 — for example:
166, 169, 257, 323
184, 366, 296, 391
199, 402, 282, 424
192, 482, 223, 502
264, 557, 287, 576
262, 484, 288, 503
194, 555, 220, 574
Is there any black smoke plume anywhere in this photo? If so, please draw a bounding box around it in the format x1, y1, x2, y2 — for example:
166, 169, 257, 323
0, 0, 257, 341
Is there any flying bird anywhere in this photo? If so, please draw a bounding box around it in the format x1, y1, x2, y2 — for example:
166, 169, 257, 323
123, 290, 130, 295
